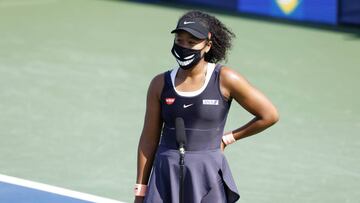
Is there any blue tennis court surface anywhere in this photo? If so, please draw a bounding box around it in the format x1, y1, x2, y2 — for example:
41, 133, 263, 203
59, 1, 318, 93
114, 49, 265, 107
0, 174, 125, 203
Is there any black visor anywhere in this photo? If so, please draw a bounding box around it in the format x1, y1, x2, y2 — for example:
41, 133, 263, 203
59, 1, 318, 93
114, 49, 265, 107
171, 18, 209, 39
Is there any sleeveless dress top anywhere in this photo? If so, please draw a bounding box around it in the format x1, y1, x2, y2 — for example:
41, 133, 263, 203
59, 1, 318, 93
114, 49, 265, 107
144, 63, 240, 203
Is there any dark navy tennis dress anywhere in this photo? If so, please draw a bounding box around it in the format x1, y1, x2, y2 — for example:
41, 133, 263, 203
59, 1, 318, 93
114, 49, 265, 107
144, 63, 240, 203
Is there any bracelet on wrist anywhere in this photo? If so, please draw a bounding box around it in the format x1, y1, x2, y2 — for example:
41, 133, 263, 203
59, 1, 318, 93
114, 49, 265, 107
222, 132, 236, 146
134, 184, 147, 197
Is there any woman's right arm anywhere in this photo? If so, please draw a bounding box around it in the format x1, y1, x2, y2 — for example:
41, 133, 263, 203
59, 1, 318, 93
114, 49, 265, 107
134, 74, 164, 203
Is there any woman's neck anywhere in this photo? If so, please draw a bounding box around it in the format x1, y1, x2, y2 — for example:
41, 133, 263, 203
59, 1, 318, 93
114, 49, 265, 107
178, 60, 208, 78
175, 60, 209, 92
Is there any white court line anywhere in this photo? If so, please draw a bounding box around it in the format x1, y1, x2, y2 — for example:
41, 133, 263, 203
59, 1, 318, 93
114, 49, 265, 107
0, 174, 126, 203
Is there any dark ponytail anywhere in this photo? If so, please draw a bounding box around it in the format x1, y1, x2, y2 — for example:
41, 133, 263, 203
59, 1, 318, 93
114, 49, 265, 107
177, 10, 235, 63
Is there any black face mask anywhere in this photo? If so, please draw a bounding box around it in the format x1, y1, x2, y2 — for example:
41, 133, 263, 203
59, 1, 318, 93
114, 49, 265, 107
171, 43, 206, 70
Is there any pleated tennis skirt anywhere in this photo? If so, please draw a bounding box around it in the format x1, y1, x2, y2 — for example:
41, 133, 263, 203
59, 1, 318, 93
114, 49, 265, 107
144, 145, 240, 203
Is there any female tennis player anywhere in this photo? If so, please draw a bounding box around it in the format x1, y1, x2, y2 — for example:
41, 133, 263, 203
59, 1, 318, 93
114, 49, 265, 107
134, 10, 279, 203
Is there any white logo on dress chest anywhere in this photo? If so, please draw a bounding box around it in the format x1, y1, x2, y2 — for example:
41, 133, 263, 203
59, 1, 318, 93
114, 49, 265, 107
183, 104, 194, 108
202, 99, 219, 105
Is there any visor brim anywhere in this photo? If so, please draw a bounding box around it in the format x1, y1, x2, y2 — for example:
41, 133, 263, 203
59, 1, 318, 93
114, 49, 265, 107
171, 27, 208, 39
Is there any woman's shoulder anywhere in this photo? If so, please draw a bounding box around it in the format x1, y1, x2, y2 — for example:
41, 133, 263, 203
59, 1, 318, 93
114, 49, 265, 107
147, 72, 166, 99
219, 65, 247, 83
150, 66, 177, 87
218, 65, 253, 96
152, 72, 165, 84
149, 72, 165, 88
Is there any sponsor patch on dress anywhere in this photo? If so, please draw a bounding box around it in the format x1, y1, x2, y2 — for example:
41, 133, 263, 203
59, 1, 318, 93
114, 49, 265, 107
202, 99, 219, 105
165, 98, 175, 105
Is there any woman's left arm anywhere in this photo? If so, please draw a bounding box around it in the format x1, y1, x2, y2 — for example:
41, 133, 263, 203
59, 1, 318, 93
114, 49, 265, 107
220, 66, 279, 143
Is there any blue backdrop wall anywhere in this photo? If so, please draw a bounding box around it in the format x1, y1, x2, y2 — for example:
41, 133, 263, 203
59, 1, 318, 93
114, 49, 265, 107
135, 0, 360, 25
238, 0, 338, 24
339, 0, 360, 25
169, 0, 238, 10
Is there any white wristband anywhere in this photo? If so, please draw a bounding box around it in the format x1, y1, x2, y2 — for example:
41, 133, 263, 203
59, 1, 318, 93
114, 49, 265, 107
222, 132, 236, 146
134, 184, 147, 196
